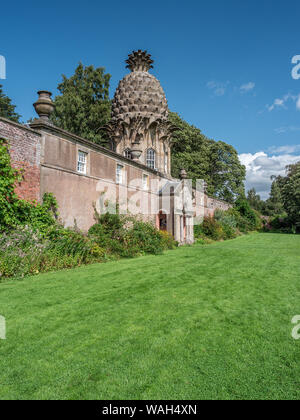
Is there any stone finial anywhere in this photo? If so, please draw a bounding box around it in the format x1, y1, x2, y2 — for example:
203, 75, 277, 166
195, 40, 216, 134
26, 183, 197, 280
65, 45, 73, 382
180, 168, 188, 179
33, 91, 54, 122
126, 50, 154, 72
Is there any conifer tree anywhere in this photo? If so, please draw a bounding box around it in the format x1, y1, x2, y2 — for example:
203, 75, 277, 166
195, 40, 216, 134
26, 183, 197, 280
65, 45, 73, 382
0, 85, 21, 122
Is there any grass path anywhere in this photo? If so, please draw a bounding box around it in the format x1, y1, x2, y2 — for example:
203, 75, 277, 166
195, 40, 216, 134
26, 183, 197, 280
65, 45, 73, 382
0, 233, 300, 400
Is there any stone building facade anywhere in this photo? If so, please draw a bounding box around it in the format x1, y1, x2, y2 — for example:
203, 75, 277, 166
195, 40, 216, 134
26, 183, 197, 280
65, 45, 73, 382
0, 50, 231, 244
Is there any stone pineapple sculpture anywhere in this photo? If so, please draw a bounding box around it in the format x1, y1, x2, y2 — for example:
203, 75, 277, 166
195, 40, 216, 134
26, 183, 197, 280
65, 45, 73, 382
105, 50, 177, 173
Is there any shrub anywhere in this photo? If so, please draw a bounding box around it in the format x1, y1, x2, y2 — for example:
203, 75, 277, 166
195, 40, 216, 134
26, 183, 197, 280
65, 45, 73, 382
214, 209, 238, 239
214, 209, 237, 229
202, 216, 224, 241
159, 230, 178, 250
234, 198, 262, 231
194, 223, 204, 239
226, 208, 251, 233
88, 214, 177, 258
93, 212, 123, 238
269, 216, 297, 233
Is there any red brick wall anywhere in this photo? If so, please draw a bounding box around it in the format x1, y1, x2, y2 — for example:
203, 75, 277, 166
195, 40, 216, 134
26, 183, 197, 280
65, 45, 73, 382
0, 118, 41, 202
204, 195, 232, 217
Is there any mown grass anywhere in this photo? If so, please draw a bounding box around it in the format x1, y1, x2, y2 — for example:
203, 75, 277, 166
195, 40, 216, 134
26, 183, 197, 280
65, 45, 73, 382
0, 233, 300, 400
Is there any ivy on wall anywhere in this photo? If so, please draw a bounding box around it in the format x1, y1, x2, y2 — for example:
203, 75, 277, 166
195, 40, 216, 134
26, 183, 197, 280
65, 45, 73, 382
0, 138, 58, 234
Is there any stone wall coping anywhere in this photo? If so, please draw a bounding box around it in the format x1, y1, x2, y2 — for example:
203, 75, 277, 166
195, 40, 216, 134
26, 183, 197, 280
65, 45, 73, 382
0, 117, 41, 136
29, 120, 172, 180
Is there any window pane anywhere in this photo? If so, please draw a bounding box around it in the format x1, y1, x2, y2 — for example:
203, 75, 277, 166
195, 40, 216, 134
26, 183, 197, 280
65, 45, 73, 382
147, 149, 155, 169
77, 151, 87, 174
116, 164, 124, 184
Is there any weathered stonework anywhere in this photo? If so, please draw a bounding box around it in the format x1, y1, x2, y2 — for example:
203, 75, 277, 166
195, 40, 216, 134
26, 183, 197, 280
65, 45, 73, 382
105, 50, 177, 175
0, 117, 41, 202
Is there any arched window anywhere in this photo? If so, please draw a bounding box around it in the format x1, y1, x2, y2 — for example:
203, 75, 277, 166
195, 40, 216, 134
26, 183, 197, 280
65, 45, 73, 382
124, 148, 132, 160
147, 149, 156, 169
110, 140, 116, 152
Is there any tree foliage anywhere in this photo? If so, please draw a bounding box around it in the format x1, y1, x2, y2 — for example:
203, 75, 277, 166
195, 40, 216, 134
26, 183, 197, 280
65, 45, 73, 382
247, 188, 263, 212
169, 112, 246, 203
264, 178, 285, 216
51, 63, 111, 145
276, 162, 300, 226
0, 84, 21, 122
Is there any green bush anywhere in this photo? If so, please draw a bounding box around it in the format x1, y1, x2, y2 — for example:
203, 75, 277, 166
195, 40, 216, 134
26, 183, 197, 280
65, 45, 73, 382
93, 212, 123, 237
159, 230, 178, 250
269, 216, 297, 234
202, 216, 225, 241
194, 223, 204, 239
214, 209, 238, 239
194, 204, 262, 243
89, 214, 177, 258
234, 198, 262, 231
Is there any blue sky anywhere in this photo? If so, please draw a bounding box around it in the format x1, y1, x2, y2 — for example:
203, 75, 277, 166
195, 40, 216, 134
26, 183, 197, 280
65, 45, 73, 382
1, 0, 300, 197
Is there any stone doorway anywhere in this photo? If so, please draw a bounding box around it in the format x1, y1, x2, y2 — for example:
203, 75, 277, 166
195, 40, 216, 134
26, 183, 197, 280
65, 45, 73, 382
158, 211, 167, 231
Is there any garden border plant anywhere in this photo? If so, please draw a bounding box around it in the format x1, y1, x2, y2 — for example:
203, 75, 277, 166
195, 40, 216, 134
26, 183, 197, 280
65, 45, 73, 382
0, 141, 178, 280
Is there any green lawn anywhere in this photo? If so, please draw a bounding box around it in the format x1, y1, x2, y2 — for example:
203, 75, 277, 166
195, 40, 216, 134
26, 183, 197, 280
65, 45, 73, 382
0, 233, 300, 400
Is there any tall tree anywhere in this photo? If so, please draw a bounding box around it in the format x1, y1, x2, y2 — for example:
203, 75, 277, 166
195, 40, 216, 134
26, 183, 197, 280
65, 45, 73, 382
51, 63, 111, 145
247, 188, 263, 212
169, 112, 245, 203
0, 84, 21, 122
277, 162, 300, 225
265, 176, 285, 216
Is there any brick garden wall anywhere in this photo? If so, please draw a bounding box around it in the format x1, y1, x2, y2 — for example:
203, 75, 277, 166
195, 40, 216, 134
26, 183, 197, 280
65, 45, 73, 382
204, 195, 232, 217
0, 117, 41, 202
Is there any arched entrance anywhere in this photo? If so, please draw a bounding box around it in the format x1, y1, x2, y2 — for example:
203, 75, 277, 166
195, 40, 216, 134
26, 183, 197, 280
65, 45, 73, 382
157, 211, 167, 231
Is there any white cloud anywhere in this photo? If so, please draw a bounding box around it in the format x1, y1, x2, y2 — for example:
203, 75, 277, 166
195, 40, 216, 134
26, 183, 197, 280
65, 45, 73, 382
268, 144, 300, 154
206, 81, 229, 97
267, 93, 300, 111
240, 82, 255, 93
274, 126, 300, 134
239, 151, 300, 199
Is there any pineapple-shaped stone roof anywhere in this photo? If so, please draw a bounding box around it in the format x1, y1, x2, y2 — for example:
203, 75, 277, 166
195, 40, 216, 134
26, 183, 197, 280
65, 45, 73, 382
111, 50, 169, 124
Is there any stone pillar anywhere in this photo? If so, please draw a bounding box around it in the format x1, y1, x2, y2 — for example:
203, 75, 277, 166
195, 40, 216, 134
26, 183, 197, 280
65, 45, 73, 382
180, 216, 184, 244
185, 218, 190, 243
186, 217, 194, 244
174, 214, 181, 243
190, 217, 194, 243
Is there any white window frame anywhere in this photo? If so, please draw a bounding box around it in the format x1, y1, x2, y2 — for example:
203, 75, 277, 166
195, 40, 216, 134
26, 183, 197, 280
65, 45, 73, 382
143, 174, 149, 191
116, 164, 124, 184
146, 148, 156, 170
77, 150, 88, 174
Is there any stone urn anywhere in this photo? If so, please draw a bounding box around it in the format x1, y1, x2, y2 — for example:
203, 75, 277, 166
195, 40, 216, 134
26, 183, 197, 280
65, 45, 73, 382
131, 149, 142, 161
33, 91, 55, 122
180, 168, 188, 179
